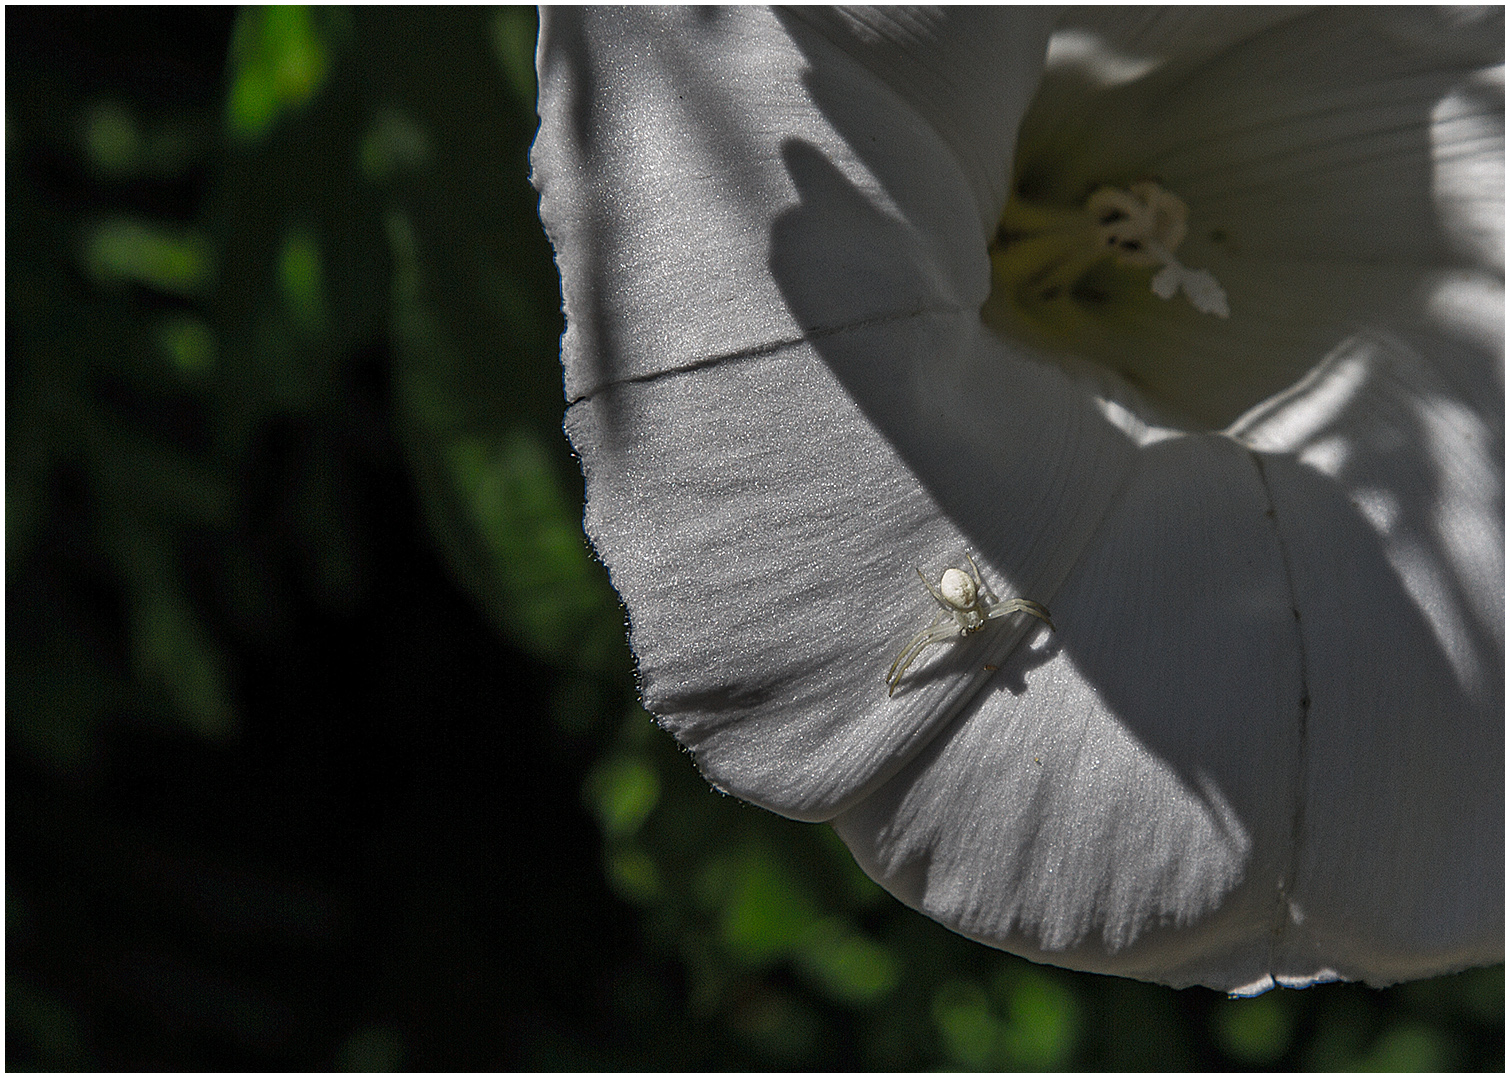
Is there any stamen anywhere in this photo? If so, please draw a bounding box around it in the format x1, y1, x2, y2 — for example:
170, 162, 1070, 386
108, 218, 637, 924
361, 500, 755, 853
992, 180, 1229, 318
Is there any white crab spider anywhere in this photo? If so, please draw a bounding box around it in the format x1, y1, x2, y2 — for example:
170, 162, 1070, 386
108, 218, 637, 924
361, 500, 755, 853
885, 554, 1054, 696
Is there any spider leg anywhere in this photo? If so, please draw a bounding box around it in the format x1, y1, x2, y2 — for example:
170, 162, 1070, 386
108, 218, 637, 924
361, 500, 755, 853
916, 566, 951, 611
887, 615, 942, 686
885, 636, 928, 694
985, 597, 1055, 633
886, 618, 962, 695
964, 552, 1000, 605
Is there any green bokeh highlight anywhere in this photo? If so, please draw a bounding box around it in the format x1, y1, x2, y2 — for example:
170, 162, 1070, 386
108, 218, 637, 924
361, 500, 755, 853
156, 315, 218, 375
84, 219, 215, 294
1214, 990, 1296, 1064
585, 755, 661, 840
80, 100, 139, 175
226, 5, 332, 142
278, 226, 329, 334
797, 921, 900, 1005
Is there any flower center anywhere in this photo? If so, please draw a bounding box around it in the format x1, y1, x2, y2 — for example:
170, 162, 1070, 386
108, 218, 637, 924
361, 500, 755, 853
981, 26, 1403, 434
989, 180, 1228, 322
981, 168, 1259, 431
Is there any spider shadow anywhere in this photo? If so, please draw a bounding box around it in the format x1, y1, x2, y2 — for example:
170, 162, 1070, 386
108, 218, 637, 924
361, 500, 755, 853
893, 620, 1061, 701
988, 628, 1062, 697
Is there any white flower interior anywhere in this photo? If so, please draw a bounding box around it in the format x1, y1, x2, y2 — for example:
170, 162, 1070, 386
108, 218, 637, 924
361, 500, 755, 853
979, 19, 1492, 434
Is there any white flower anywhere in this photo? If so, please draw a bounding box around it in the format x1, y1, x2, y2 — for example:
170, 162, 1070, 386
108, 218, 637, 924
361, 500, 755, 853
533, 7, 1503, 993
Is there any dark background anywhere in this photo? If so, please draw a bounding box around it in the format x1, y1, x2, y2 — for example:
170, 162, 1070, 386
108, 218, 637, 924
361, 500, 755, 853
7, 7, 1503, 1071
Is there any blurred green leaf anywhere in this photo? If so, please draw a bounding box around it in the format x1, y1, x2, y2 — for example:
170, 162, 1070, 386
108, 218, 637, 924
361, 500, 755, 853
1450, 964, 1505, 1025
796, 920, 899, 1005
996, 965, 1079, 1068
78, 99, 199, 180
80, 99, 140, 176
131, 584, 236, 740
359, 108, 431, 183
156, 315, 218, 375
932, 980, 998, 1069
278, 225, 329, 334
227, 5, 333, 143
441, 429, 608, 657
584, 755, 661, 839
603, 846, 662, 906
371, 20, 623, 669
1348, 1026, 1450, 1071
1213, 990, 1296, 1065
490, 7, 539, 115
718, 845, 822, 964
84, 218, 215, 294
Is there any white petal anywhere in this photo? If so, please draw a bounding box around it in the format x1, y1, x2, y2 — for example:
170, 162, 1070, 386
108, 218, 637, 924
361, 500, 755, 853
1233, 331, 1504, 986
566, 315, 1136, 821
1149, 263, 1181, 301
833, 330, 1502, 991
834, 432, 1306, 990
1431, 63, 1505, 270
1051, 7, 1310, 77
538, 6, 1504, 991
1045, 8, 1505, 267
1179, 267, 1229, 318
1009, 8, 1505, 430
791, 7, 1057, 235
534, 7, 1052, 403
539, 6, 1072, 821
